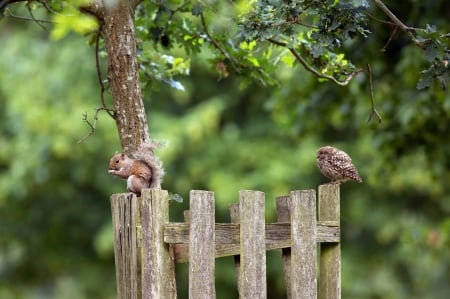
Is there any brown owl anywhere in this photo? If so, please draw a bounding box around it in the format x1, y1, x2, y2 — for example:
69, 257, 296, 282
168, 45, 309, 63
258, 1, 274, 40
316, 146, 363, 184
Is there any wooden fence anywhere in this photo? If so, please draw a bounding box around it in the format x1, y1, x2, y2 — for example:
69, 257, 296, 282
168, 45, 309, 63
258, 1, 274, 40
110, 184, 340, 299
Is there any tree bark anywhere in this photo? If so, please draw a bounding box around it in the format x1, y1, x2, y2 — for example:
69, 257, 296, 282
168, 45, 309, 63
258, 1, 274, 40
84, 0, 147, 154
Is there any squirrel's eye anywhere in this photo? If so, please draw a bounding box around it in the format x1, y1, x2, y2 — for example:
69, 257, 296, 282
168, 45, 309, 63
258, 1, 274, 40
115, 159, 120, 163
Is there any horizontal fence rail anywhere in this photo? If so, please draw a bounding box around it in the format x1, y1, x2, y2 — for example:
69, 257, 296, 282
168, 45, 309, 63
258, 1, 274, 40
165, 221, 339, 262
110, 184, 341, 299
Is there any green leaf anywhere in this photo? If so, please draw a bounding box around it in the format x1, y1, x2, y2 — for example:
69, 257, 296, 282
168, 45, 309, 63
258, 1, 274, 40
423, 42, 439, 62
170, 193, 184, 203
192, 3, 203, 16
51, 7, 98, 40
417, 72, 433, 89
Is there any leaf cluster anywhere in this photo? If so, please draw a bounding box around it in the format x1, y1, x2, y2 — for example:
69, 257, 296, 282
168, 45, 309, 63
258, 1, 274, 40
239, 0, 370, 81
416, 25, 450, 90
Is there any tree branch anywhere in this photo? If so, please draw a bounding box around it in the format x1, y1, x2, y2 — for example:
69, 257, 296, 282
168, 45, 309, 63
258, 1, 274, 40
94, 27, 114, 118
199, 13, 273, 83
364, 11, 395, 26
365, 64, 382, 123
77, 107, 112, 144
130, 0, 143, 10
0, 0, 22, 12
200, 13, 228, 59
268, 38, 364, 86
200, 12, 241, 73
38, 0, 61, 15
2, 7, 52, 23
371, 0, 423, 48
381, 25, 398, 52
26, 1, 49, 32
79, 0, 104, 19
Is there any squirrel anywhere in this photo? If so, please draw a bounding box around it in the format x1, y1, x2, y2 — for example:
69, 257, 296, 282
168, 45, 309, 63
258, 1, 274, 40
108, 140, 165, 196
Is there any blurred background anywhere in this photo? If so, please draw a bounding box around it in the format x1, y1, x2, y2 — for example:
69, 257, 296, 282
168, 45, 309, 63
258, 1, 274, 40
0, 1, 449, 298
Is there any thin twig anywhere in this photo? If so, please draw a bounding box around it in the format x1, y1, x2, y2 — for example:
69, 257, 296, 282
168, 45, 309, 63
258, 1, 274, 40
371, 0, 410, 31
200, 13, 228, 59
381, 25, 398, 52
77, 107, 111, 143
38, 0, 64, 16
200, 12, 238, 67
366, 64, 382, 123
364, 11, 395, 26
95, 27, 114, 118
284, 12, 317, 29
371, 0, 422, 48
268, 38, 364, 86
27, 1, 48, 32
0, 0, 23, 12
291, 19, 318, 29
199, 12, 274, 82
78, 28, 114, 143
3, 8, 53, 23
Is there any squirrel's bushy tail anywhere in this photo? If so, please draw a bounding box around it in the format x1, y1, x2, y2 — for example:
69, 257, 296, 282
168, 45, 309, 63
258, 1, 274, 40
133, 140, 165, 189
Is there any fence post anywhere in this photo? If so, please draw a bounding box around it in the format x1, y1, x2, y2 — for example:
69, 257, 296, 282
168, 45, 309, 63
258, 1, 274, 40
318, 184, 341, 299
111, 194, 141, 299
229, 203, 241, 296
239, 190, 266, 299
140, 189, 176, 299
276, 196, 292, 299
189, 190, 216, 299
290, 190, 317, 299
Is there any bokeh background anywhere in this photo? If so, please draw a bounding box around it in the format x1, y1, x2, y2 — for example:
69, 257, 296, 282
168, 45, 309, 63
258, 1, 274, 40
1, 1, 449, 298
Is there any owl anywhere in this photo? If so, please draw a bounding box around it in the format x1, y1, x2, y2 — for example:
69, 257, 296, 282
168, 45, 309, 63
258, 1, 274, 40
316, 146, 363, 184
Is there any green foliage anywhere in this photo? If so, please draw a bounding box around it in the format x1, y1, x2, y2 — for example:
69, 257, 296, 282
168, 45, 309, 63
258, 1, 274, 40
1, 1, 449, 299
51, 6, 97, 40
0, 24, 118, 299
415, 25, 450, 90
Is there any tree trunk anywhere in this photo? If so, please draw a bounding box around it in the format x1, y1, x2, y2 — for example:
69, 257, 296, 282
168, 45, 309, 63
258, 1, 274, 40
84, 0, 147, 154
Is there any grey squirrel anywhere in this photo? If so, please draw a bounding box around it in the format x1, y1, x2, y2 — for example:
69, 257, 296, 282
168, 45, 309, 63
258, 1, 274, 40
108, 140, 164, 195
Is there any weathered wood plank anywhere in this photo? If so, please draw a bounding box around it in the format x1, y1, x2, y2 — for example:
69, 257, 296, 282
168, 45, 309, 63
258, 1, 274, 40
239, 190, 266, 299
189, 190, 216, 299
111, 193, 140, 299
165, 222, 338, 244
290, 190, 317, 299
276, 196, 292, 299
140, 189, 177, 299
229, 204, 241, 297
183, 210, 191, 223
318, 184, 341, 299
165, 222, 339, 263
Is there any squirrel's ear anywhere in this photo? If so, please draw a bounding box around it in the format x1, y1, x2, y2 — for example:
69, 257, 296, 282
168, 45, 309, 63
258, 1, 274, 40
121, 152, 126, 158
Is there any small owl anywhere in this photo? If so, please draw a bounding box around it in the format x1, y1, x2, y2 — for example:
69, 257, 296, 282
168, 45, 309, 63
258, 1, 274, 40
316, 146, 362, 184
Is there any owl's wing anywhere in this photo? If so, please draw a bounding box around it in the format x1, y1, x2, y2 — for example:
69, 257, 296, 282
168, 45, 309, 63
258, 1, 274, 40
330, 150, 352, 166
